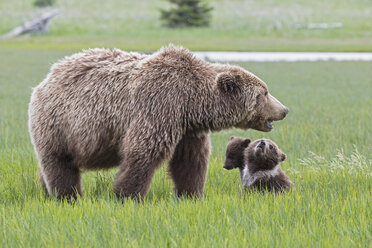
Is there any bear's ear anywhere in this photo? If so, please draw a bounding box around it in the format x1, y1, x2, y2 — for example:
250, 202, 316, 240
216, 73, 241, 94
230, 136, 236, 140
281, 153, 286, 162
241, 138, 251, 148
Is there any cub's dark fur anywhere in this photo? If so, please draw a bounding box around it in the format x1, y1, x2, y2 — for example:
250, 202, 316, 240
224, 137, 294, 192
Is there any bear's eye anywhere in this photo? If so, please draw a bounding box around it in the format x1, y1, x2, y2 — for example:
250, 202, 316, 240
227, 154, 234, 159
264, 91, 268, 96
269, 145, 273, 150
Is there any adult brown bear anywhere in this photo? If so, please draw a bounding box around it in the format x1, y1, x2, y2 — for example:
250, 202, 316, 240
28, 45, 289, 201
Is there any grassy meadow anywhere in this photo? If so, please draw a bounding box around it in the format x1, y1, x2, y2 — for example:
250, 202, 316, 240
1, 0, 372, 51
0, 48, 371, 247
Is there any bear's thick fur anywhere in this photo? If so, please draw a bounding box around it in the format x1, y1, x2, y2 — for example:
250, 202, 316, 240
29, 45, 288, 200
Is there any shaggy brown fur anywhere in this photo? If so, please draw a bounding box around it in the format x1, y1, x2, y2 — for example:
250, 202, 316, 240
223, 136, 251, 180
29, 45, 288, 201
169, 132, 210, 197
224, 137, 293, 193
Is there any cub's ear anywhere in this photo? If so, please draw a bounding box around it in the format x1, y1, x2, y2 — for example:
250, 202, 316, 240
216, 73, 241, 94
241, 138, 251, 148
230, 136, 236, 140
281, 153, 286, 162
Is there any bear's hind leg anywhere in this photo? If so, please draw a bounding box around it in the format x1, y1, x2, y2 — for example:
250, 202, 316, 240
169, 132, 210, 198
40, 154, 82, 200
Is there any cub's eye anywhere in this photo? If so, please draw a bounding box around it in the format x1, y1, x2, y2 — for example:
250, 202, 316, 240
264, 91, 268, 96
227, 154, 234, 159
269, 145, 273, 150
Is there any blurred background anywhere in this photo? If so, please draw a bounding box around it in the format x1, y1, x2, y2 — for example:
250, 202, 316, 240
1, 0, 372, 51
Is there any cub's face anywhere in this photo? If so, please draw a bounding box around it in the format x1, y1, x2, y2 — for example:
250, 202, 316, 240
216, 67, 289, 132
223, 137, 250, 170
246, 139, 286, 171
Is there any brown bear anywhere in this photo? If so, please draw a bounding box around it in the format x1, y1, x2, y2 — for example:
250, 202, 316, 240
224, 137, 294, 192
28, 45, 289, 201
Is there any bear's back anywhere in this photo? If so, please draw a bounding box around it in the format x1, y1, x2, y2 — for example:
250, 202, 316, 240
29, 49, 149, 163
45, 48, 146, 88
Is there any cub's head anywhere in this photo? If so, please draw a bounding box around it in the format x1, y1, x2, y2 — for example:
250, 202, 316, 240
245, 139, 286, 172
223, 136, 251, 170
216, 66, 289, 132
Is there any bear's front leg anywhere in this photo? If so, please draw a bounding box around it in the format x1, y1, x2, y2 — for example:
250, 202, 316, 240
168, 132, 210, 197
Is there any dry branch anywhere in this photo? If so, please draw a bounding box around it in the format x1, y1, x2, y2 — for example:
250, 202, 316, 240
2, 9, 59, 39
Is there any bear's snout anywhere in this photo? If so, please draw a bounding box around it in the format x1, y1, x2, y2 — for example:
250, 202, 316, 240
223, 163, 232, 170
256, 140, 265, 151
283, 107, 289, 118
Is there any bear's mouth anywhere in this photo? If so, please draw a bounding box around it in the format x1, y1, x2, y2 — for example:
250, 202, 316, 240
265, 119, 274, 130
235, 117, 278, 132
256, 143, 265, 152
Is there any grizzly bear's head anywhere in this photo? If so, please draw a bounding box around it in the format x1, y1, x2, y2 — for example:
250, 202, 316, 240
216, 66, 289, 132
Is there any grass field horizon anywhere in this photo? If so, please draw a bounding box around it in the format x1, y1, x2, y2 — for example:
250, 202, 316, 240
1, 0, 372, 52
0, 48, 371, 247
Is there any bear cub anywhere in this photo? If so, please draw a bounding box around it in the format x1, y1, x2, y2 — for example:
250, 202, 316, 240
223, 137, 294, 192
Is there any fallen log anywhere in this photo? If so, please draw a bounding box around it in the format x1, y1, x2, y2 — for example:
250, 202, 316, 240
2, 9, 59, 39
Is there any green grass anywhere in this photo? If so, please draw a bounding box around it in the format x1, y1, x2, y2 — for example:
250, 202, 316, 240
1, 0, 372, 51
0, 49, 371, 247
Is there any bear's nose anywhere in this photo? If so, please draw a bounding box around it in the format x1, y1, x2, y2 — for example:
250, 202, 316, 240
260, 140, 265, 146
283, 107, 289, 118
223, 164, 232, 170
